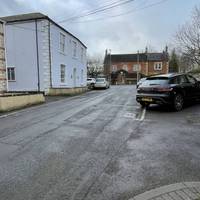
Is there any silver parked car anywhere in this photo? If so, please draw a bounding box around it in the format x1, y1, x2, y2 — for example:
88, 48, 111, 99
94, 78, 110, 89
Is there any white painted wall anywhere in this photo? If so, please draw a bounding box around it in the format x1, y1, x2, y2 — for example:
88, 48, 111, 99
50, 23, 87, 88
5, 19, 87, 92
5, 21, 40, 91
37, 19, 51, 93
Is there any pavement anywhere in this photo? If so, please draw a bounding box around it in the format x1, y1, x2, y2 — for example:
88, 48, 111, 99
0, 85, 200, 200
131, 182, 200, 200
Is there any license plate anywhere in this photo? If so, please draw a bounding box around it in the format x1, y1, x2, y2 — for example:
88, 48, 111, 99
142, 97, 153, 102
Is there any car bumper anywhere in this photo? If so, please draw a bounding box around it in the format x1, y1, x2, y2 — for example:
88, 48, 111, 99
136, 93, 173, 105
94, 84, 107, 88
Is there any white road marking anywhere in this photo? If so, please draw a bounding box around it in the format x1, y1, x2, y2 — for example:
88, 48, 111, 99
124, 107, 146, 121
124, 113, 136, 118
140, 107, 146, 121
0, 111, 19, 119
134, 107, 146, 121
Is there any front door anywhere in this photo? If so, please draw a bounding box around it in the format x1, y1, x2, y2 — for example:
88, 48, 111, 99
117, 71, 126, 85
73, 68, 76, 87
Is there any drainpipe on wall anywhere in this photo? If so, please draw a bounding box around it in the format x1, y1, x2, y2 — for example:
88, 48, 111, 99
35, 19, 40, 92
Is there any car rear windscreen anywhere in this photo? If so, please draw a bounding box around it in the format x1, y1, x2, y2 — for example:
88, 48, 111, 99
142, 77, 169, 86
96, 78, 105, 82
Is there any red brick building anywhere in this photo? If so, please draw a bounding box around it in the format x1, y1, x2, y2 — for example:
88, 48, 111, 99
104, 48, 169, 85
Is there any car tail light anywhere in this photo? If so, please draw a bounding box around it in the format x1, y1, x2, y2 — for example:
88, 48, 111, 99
156, 87, 173, 92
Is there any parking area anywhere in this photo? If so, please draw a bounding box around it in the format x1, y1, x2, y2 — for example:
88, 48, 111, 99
0, 85, 200, 200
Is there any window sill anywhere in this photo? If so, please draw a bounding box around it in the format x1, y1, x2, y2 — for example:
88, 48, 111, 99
8, 80, 16, 82
59, 51, 67, 56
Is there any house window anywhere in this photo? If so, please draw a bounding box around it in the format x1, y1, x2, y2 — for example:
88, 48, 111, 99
60, 64, 66, 83
72, 41, 77, 57
154, 62, 162, 70
7, 67, 15, 81
133, 64, 141, 72
112, 65, 117, 71
81, 47, 84, 61
81, 69, 84, 84
123, 65, 128, 71
60, 33, 65, 53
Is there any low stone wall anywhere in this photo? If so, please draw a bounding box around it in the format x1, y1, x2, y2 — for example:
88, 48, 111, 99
48, 87, 88, 96
0, 94, 45, 112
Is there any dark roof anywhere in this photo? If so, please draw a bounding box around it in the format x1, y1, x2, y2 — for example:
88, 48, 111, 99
1, 13, 47, 23
104, 52, 168, 63
0, 13, 87, 48
110, 53, 147, 62
147, 53, 167, 61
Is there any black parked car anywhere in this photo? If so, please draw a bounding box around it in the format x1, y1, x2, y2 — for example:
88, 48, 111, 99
136, 73, 200, 111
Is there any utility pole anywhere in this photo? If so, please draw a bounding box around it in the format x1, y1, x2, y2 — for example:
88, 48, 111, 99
109, 49, 111, 82
137, 50, 139, 83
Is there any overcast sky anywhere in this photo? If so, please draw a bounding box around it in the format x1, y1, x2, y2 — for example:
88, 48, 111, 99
0, 0, 199, 57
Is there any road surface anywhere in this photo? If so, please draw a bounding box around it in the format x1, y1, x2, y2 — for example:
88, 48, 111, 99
0, 85, 200, 200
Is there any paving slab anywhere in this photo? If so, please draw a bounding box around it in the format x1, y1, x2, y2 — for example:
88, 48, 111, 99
130, 182, 200, 200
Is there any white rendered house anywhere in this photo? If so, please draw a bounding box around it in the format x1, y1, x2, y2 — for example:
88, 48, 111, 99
1, 13, 87, 94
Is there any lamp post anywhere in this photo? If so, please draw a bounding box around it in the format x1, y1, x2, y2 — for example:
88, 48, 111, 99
109, 49, 111, 82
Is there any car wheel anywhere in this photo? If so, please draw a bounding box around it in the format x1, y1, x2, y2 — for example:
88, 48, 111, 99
173, 94, 184, 111
91, 83, 95, 89
140, 102, 150, 108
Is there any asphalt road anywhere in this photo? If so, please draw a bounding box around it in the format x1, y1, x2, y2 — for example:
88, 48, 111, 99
0, 85, 200, 200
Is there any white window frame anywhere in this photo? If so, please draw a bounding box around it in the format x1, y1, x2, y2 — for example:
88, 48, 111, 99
7, 67, 16, 81
154, 62, 163, 71
112, 65, 117, 71
123, 64, 128, 71
81, 69, 84, 84
59, 32, 65, 54
133, 64, 141, 72
60, 64, 66, 83
72, 41, 77, 58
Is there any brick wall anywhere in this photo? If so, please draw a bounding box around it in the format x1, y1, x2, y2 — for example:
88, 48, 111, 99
111, 61, 168, 76
0, 22, 6, 93
147, 61, 168, 76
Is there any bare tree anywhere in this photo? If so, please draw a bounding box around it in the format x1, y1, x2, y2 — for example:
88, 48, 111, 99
175, 6, 200, 69
87, 54, 104, 77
